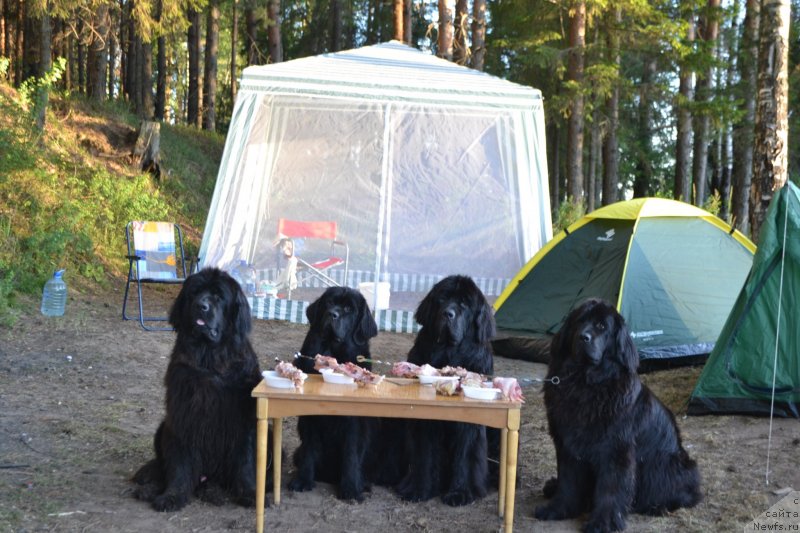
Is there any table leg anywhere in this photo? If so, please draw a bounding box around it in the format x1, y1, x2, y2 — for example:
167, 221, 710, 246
499, 428, 508, 517
255, 398, 268, 533
273, 417, 283, 504
504, 410, 521, 533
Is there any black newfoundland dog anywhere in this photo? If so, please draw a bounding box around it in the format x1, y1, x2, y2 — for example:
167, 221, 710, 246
288, 286, 378, 502
132, 268, 267, 511
535, 298, 702, 532
394, 274, 498, 506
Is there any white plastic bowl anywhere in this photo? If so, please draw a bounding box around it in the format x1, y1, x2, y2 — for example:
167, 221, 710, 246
418, 374, 460, 386
462, 386, 501, 401
320, 368, 355, 385
262, 370, 296, 389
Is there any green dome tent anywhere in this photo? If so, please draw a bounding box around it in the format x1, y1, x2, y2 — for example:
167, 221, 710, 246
688, 182, 800, 417
492, 198, 755, 365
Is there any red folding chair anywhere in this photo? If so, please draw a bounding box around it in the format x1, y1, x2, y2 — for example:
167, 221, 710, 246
277, 219, 349, 297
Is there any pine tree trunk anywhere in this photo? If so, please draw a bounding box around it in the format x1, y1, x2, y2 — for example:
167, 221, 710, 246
140, 40, 154, 119
731, 0, 759, 233
154, 0, 165, 120
331, 0, 342, 51
267, 0, 282, 63
566, 0, 585, 204
88, 4, 109, 101
691, 0, 721, 206
437, 0, 454, 60
230, 0, 237, 104
549, 122, 561, 211
633, 58, 656, 198
0, 0, 5, 58
403, 0, 412, 44
601, 7, 620, 206
187, 8, 201, 126
108, 12, 116, 99
470, 0, 486, 71
749, 0, 790, 242
674, 6, 694, 202
452, 0, 468, 65
35, 7, 51, 131
14, 0, 22, 85
245, 3, 257, 65
202, 1, 219, 131
392, 0, 403, 42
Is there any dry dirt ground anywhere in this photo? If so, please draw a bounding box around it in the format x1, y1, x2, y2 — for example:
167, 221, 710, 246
1, 282, 799, 533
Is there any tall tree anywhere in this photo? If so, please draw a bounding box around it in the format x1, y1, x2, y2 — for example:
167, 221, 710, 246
245, 1, 258, 65
331, 0, 342, 51
470, 0, 485, 71
633, 57, 656, 198
403, 0, 411, 44
187, 7, 201, 126
0, 0, 5, 58
230, 0, 237, 104
452, 0, 468, 65
437, 0, 453, 60
140, 38, 154, 118
203, 0, 219, 130
155, 0, 166, 120
749, 0, 791, 241
34, 2, 51, 131
392, 0, 403, 41
691, 0, 721, 206
88, 3, 110, 101
267, 0, 281, 63
731, 0, 759, 233
566, 0, 586, 204
601, 6, 621, 206
674, 5, 694, 203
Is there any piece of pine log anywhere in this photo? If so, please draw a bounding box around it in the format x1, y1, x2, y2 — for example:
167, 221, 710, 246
133, 120, 161, 179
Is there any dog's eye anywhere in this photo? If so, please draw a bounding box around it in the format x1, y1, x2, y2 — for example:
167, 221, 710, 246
343, 306, 352, 313
596, 322, 606, 331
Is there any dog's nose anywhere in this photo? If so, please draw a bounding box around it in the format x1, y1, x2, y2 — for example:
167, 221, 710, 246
196, 298, 211, 313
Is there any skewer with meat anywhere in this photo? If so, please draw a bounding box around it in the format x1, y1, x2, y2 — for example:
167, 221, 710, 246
492, 377, 525, 403
314, 354, 384, 386
274, 361, 308, 388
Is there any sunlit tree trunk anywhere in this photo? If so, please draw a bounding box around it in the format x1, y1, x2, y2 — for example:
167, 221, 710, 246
35, 4, 51, 130
566, 0, 585, 204
732, 0, 759, 233
749, 0, 790, 242
403, 0, 411, 44
88, 3, 109, 101
230, 0, 237, 104
245, 2, 258, 65
155, 0, 166, 120
437, 0, 454, 60
470, 0, 485, 71
141, 40, 154, 119
393, 0, 403, 41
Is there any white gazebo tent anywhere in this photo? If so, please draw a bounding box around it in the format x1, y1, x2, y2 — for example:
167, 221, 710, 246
198, 41, 552, 332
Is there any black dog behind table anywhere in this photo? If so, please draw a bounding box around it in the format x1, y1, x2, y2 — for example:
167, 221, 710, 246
288, 286, 378, 502
132, 267, 270, 511
392, 274, 500, 506
535, 298, 701, 532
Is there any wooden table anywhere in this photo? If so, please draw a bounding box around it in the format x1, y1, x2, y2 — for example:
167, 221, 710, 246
252, 375, 522, 533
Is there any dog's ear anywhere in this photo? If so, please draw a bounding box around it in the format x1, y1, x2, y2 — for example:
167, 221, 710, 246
473, 297, 496, 344
614, 313, 639, 372
169, 274, 194, 330
305, 297, 322, 328
230, 277, 252, 338
414, 289, 437, 328
353, 294, 378, 346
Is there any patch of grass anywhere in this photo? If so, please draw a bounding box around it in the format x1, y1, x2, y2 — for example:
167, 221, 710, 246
0, 82, 224, 321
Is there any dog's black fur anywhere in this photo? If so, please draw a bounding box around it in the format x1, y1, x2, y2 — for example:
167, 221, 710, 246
132, 268, 267, 512
288, 286, 378, 502
535, 298, 702, 532
394, 275, 498, 507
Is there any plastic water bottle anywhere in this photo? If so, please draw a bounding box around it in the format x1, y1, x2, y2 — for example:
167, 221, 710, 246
41, 270, 67, 317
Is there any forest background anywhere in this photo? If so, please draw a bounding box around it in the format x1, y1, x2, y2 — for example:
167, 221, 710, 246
0, 0, 798, 311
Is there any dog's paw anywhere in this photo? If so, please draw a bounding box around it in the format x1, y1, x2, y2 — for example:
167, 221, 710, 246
534, 502, 573, 521
542, 476, 558, 498
338, 485, 366, 503
132, 483, 159, 502
583, 511, 625, 533
442, 488, 476, 507
396, 479, 434, 503
152, 491, 189, 512
287, 476, 315, 493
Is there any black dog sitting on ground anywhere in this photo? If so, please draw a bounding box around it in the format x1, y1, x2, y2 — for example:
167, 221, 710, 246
535, 298, 702, 532
132, 268, 268, 511
288, 286, 378, 502
394, 275, 498, 507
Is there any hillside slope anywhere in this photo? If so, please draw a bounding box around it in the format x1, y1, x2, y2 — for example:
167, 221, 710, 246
0, 83, 224, 322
